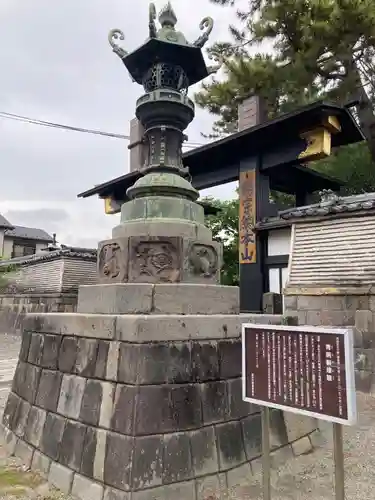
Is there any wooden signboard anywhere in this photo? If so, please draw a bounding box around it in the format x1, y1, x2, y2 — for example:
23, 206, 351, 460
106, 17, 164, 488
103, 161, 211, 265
242, 323, 357, 425
239, 170, 256, 264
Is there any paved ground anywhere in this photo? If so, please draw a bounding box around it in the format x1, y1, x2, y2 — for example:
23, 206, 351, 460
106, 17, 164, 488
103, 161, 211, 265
0, 335, 374, 498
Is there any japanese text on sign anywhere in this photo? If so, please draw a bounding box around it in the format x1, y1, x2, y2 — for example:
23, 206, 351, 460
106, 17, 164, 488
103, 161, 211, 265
239, 170, 256, 264
242, 324, 356, 425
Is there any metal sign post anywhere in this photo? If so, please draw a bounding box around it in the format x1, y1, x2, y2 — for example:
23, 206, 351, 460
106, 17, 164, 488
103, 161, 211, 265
333, 423, 345, 500
242, 323, 357, 500
261, 406, 271, 500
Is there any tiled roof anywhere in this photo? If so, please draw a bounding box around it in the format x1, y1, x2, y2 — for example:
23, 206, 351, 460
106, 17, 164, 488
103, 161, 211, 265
4, 225, 54, 242
0, 246, 96, 267
278, 191, 375, 220
0, 214, 13, 230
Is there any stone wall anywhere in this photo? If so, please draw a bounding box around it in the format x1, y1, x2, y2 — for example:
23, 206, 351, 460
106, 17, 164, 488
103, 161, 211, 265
284, 293, 371, 327
0, 293, 77, 335
1, 312, 318, 500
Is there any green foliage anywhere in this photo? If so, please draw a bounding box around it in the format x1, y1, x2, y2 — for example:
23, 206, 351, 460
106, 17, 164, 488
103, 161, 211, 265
204, 196, 239, 286
198, 0, 375, 146
0, 258, 16, 291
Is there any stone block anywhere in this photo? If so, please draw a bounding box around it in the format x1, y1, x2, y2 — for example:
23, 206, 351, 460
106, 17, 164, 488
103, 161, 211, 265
72, 474, 104, 500
218, 339, 241, 379
355, 310, 375, 347
163, 432, 193, 484
355, 369, 373, 393
28, 333, 44, 364
14, 439, 34, 468
170, 384, 202, 430
80, 427, 97, 477
241, 414, 262, 461
110, 385, 136, 435
291, 436, 313, 456
104, 487, 131, 500
80, 380, 104, 426
36, 369, 62, 412
96, 341, 110, 378
93, 430, 107, 482
99, 382, 116, 429
227, 378, 255, 419
57, 374, 86, 419
134, 386, 173, 435
11, 362, 23, 396
41, 334, 62, 369
19, 330, 32, 362
198, 475, 227, 500
131, 481, 196, 500
78, 284, 153, 315
76, 338, 99, 377
226, 462, 252, 495
104, 432, 133, 491
59, 336, 78, 372
190, 426, 218, 477
24, 313, 116, 340
191, 341, 219, 382
346, 295, 369, 311
319, 309, 354, 327
118, 343, 139, 384
166, 342, 192, 384
2, 392, 20, 430
24, 406, 47, 448
48, 462, 74, 495
106, 342, 120, 381
59, 420, 87, 472
283, 295, 297, 312
15, 363, 41, 404
40, 413, 66, 461
283, 413, 318, 442
13, 399, 31, 438
153, 284, 239, 315
116, 315, 227, 343
271, 444, 294, 468
216, 421, 246, 471
3, 427, 18, 456
131, 435, 163, 490
201, 381, 228, 425
31, 450, 51, 477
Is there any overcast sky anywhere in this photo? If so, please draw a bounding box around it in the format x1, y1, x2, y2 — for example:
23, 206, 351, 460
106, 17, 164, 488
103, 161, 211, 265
0, 0, 243, 247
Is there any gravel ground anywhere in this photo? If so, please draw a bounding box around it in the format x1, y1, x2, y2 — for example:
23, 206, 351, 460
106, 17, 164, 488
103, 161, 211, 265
0, 336, 373, 498
232, 392, 375, 499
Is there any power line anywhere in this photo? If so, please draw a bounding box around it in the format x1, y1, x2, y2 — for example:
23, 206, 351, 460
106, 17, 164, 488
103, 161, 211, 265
0, 111, 206, 149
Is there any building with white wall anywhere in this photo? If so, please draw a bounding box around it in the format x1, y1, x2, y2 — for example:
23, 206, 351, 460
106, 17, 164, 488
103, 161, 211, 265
0, 214, 53, 259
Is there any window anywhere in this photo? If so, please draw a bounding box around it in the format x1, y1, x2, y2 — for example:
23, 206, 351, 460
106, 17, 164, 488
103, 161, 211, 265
12, 243, 36, 258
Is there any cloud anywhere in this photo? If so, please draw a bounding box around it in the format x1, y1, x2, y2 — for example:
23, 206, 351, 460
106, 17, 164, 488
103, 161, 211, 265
0, 0, 241, 247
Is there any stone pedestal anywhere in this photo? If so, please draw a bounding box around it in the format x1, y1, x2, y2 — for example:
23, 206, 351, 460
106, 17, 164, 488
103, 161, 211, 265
1, 284, 319, 500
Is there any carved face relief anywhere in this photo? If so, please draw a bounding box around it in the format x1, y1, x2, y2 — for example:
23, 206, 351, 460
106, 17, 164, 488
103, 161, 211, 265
188, 244, 218, 278
98, 243, 122, 280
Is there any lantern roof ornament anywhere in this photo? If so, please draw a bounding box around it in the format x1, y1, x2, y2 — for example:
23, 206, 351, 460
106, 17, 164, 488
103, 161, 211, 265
108, 2, 221, 88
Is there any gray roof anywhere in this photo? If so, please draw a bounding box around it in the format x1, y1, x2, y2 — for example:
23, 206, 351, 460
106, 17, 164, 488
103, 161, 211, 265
0, 214, 13, 230
279, 191, 375, 221
5, 225, 53, 242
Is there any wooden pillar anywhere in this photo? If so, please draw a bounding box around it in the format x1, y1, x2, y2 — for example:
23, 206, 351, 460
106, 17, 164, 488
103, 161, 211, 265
238, 96, 269, 312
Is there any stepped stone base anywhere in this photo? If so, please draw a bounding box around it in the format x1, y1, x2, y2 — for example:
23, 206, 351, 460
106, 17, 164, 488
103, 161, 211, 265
2, 293, 318, 500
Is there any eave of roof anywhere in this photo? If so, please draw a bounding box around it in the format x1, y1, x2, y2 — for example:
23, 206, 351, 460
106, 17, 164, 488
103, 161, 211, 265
78, 101, 361, 200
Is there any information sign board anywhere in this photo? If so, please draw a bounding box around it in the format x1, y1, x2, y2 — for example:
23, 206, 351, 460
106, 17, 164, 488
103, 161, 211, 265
242, 324, 357, 425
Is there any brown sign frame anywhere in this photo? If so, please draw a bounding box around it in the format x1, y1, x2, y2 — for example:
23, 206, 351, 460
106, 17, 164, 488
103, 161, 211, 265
242, 323, 357, 425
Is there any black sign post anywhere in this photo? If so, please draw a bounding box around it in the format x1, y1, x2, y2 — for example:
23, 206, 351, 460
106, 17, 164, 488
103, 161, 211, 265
242, 323, 357, 500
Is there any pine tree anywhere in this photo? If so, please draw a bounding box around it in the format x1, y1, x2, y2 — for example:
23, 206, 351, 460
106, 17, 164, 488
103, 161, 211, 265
198, 0, 375, 158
